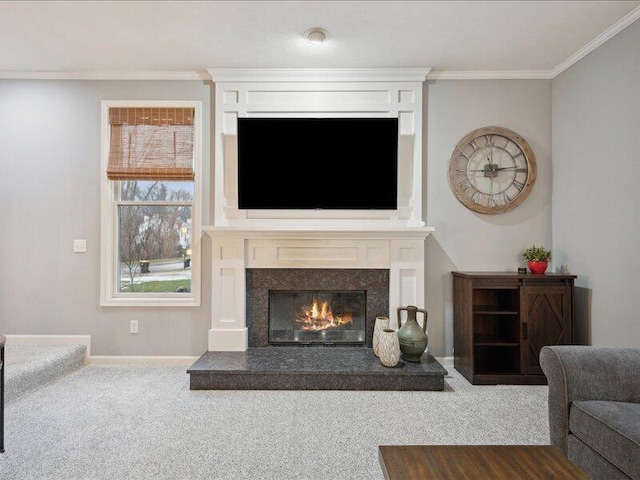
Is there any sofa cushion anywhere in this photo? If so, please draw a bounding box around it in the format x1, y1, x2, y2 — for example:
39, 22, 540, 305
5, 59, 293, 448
568, 435, 631, 480
570, 400, 640, 479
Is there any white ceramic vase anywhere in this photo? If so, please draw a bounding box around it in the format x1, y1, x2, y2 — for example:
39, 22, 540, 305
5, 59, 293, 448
372, 316, 390, 357
378, 329, 401, 368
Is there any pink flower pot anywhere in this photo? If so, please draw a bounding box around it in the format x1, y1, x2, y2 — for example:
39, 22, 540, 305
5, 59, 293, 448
528, 260, 548, 274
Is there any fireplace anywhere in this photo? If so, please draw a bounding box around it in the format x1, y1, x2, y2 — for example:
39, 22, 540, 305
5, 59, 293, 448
269, 289, 366, 345
205, 227, 431, 352
246, 268, 389, 347
204, 70, 432, 352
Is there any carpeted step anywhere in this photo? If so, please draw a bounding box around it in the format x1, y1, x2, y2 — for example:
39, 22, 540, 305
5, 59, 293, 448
4, 343, 87, 404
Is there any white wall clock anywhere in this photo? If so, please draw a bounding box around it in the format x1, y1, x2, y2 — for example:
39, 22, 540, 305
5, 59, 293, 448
448, 126, 537, 214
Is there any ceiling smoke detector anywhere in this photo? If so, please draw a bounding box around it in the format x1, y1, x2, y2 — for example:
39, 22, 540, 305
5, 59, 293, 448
304, 28, 329, 45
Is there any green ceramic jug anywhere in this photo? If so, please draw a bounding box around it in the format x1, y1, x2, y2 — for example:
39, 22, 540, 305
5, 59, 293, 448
397, 305, 428, 362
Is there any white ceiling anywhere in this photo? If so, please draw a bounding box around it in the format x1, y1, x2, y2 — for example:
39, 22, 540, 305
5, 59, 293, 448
1, 1, 639, 78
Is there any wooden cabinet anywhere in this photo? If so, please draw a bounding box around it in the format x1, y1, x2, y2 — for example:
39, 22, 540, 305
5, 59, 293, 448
452, 272, 576, 385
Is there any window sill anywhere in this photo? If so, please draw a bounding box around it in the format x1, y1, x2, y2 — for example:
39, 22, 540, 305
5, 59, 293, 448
100, 295, 200, 308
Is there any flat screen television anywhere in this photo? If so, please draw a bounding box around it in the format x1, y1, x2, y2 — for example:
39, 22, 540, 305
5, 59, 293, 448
237, 117, 398, 210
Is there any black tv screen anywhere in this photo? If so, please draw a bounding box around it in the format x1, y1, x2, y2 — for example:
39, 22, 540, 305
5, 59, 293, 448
237, 117, 398, 209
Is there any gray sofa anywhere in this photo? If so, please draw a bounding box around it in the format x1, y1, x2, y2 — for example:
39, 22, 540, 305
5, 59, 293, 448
540, 346, 640, 480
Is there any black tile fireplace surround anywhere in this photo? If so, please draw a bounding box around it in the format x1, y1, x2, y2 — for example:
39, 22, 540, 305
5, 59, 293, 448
245, 268, 389, 348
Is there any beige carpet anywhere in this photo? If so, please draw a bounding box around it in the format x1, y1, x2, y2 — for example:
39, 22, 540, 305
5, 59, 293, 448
0, 358, 549, 480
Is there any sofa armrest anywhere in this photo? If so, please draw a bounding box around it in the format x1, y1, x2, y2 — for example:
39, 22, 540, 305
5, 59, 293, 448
539, 345, 640, 453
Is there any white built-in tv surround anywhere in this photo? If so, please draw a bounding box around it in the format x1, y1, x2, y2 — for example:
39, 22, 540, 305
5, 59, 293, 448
204, 68, 434, 351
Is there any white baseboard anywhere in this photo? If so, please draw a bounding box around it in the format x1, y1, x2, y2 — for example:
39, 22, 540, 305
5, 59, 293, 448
5, 334, 91, 363
90, 355, 200, 365
437, 356, 454, 362
435, 356, 454, 369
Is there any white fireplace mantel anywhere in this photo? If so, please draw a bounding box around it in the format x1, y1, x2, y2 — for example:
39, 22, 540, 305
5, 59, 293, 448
205, 68, 433, 351
204, 226, 433, 351
205, 225, 434, 238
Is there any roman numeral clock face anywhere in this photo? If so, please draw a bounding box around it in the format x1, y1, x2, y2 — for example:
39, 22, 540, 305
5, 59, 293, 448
448, 126, 537, 214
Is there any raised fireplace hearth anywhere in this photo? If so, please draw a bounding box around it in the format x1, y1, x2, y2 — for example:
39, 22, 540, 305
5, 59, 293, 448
187, 347, 448, 391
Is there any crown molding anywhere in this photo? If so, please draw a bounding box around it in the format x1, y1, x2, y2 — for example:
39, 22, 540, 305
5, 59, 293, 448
0, 68, 550, 82
207, 68, 431, 83
427, 70, 552, 80
549, 5, 640, 78
0, 70, 208, 80
424, 5, 640, 82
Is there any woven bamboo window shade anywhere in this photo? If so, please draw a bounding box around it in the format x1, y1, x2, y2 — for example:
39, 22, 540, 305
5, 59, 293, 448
107, 107, 195, 181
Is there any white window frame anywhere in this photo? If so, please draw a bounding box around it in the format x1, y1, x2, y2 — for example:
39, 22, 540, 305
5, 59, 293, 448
100, 100, 202, 307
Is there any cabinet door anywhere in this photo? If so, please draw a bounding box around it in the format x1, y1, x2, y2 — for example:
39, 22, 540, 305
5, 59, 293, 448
520, 285, 572, 375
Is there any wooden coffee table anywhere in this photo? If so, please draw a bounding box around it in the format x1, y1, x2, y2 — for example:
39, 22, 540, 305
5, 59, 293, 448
378, 445, 589, 480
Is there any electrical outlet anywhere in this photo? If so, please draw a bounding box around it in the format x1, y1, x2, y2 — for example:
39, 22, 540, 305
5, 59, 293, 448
73, 239, 87, 253
130, 320, 139, 334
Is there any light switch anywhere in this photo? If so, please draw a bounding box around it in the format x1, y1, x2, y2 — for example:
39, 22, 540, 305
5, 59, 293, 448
73, 239, 87, 253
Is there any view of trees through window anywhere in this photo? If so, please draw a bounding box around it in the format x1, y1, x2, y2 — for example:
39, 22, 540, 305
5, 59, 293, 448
118, 181, 193, 293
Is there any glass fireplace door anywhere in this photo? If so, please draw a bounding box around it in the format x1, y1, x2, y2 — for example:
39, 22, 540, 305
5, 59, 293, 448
268, 290, 366, 345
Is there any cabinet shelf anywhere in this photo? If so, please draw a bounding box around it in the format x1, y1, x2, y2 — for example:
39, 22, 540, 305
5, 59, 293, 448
474, 332, 519, 345
453, 271, 576, 385
473, 309, 519, 315
473, 318, 519, 345
473, 286, 518, 290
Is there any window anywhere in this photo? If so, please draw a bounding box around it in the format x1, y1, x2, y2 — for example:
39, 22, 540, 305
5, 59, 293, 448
101, 102, 202, 306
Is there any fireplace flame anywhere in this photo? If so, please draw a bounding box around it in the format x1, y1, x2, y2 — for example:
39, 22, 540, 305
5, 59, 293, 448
295, 298, 353, 331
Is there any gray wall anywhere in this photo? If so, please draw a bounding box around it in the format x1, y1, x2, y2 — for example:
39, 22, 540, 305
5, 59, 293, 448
3, 34, 636, 355
0, 78, 555, 357
425, 80, 553, 356
0, 80, 212, 355
552, 20, 640, 347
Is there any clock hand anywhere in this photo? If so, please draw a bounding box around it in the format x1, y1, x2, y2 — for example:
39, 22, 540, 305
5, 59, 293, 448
467, 166, 520, 172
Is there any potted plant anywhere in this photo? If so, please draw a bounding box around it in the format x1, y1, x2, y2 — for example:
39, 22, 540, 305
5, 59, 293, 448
522, 245, 552, 274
